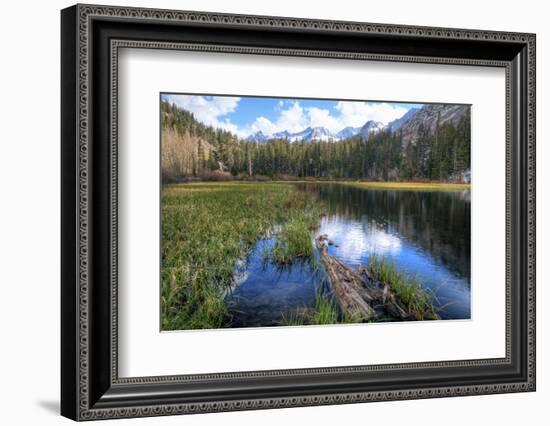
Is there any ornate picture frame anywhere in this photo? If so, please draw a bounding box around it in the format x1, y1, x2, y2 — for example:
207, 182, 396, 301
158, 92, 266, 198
61, 4, 535, 421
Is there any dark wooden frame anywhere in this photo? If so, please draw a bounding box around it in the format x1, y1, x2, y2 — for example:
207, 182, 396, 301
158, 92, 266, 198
61, 3, 536, 421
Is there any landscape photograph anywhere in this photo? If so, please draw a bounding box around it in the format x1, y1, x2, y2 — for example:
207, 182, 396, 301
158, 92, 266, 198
160, 93, 471, 331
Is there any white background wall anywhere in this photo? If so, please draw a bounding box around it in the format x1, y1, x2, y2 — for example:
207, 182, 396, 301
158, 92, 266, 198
0, 0, 547, 424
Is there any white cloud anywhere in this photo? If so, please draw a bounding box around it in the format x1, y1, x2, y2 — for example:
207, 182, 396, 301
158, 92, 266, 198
248, 116, 279, 136
305, 107, 342, 133
334, 101, 410, 128
276, 101, 309, 133
243, 101, 308, 135
162, 94, 242, 135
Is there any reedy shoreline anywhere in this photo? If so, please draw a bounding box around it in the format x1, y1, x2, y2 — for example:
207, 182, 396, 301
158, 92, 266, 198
171, 179, 470, 191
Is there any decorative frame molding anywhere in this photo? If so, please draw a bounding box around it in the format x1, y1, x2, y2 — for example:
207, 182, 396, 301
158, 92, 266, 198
61, 4, 535, 421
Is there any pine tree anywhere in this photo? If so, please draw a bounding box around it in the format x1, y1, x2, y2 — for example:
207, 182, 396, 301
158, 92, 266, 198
247, 143, 253, 176
197, 139, 205, 175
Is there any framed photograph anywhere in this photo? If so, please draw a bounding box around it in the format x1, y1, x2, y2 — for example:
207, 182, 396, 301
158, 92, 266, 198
61, 4, 536, 421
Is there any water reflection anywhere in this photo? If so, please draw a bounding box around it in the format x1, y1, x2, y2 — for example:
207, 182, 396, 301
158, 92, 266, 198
226, 239, 324, 328
297, 183, 471, 319
227, 183, 471, 326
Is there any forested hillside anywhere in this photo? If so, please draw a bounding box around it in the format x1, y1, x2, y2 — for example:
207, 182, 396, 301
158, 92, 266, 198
160, 100, 470, 182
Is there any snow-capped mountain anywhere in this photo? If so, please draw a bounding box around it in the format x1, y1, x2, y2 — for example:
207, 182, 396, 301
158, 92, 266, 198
272, 126, 339, 142
303, 127, 338, 142
272, 130, 291, 139
245, 130, 270, 143
243, 107, 429, 143
336, 126, 362, 139
358, 120, 385, 141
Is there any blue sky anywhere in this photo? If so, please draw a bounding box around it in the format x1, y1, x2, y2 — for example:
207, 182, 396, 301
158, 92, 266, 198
161, 93, 423, 138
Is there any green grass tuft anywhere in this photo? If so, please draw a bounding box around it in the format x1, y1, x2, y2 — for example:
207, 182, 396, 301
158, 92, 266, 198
368, 253, 438, 319
280, 310, 308, 326
270, 219, 314, 264
278, 292, 340, 326
312, 292, 339, 325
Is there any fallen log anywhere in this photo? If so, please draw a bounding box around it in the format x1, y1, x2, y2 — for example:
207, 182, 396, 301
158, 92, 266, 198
316, 235, 440, 322
315, 235, 376, 322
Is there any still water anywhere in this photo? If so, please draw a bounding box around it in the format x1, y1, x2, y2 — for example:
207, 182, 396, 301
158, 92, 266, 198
226, 183, 471, 327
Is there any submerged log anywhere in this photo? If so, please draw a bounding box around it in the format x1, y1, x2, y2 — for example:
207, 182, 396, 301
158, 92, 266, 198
315, 235, 376, 322
316, 235, 440, 322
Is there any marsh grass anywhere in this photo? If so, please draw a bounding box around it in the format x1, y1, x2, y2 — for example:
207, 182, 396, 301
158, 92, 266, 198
161, 182, 323, 330
368, 253, 439, 319
256, 179, 469, 191
266, 191, 322, 265
270, 219, 314, 264
312, 292, 339, 325
278, 291, 341, 327
161, 181, 447, 330
280, 310, 309, 326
